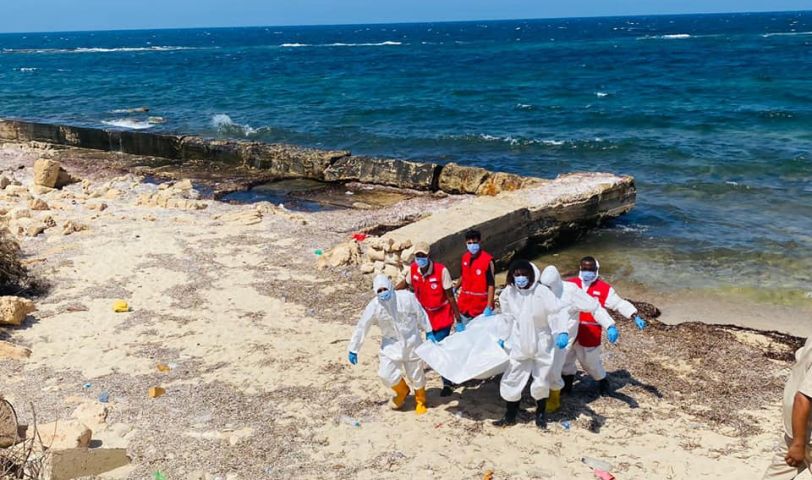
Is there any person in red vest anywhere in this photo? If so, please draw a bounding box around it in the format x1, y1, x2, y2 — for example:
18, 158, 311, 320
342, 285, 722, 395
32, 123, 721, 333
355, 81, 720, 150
456, 230, 496, 325
563, 256, 647, 396
396, 241, 463, 396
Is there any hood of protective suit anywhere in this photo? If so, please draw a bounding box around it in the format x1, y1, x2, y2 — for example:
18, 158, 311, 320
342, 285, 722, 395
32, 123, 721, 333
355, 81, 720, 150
540, 265, 564, 299
373, 274, 398, 318
515, 263, 542, 296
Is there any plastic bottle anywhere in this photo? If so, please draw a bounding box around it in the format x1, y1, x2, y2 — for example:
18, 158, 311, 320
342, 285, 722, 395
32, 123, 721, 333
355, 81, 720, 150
337, 415, 360, 427
581, 457, 613, 472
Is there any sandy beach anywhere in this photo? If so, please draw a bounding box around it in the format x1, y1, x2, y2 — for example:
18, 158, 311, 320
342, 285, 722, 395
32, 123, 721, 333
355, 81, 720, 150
0, 141, 804, 479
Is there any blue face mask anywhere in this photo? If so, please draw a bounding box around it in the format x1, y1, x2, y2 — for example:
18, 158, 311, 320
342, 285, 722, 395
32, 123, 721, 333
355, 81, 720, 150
415, 256, 429, 269
580, 270, 597, 284
514, 275, 529, 289
466, 243, 481, 255
378, 289, 393, 302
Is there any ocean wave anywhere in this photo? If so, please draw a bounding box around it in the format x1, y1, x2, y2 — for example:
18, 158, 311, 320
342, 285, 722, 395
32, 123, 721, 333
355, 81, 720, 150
3, 46, 196, 55
211, 114, 257, 136
595, 92, 609, 98
281, 41, 402, 48
111, 107, 150, 114
14, 67, 38, 72
762, 31, 812, 37
455, 134, 612, 149
637, 33, 692, 40
515, 103, 535, 110
101, 119, 154, 130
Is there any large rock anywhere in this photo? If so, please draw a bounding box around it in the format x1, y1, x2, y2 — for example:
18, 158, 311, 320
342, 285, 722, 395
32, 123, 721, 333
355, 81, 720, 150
35, 420, 92, 449
476, 172, 537, 196
438, 163, 490, 194
48, 447, 130, 480
33, 159, 76, 189
0, 296, 36, 326
241, 143, 348, 179
0, 340, 31, 360
323, 157, 439, 191
34, 159, 62, 188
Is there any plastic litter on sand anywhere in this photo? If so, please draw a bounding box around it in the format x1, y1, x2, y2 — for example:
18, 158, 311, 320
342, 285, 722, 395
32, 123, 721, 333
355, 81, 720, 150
98, 391, 109, 403
594, 469, 616, 480
559, 420, 571, 431
153, 472, 166, 480
149, 386, 166, 398
337, 415, 360, 427
112, 299, 130, 312
156, 363, 171, 372
582, 457, 614, 472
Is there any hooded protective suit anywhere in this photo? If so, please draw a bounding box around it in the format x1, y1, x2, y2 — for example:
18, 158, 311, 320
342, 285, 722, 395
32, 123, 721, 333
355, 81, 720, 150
540, 265, 615, 388
497, 264, 567, 402
348, 275, 430, 388
563, 260, 632, 381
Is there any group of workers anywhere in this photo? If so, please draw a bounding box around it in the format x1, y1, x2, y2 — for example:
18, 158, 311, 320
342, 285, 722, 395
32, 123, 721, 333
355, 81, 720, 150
347, 230, 647, 429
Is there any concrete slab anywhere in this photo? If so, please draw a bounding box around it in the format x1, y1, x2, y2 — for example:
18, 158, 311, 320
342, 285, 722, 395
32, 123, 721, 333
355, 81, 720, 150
386, 172, 635, 275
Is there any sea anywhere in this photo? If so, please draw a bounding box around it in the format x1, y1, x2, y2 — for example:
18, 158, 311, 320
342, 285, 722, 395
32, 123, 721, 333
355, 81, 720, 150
1, 11, 811, 306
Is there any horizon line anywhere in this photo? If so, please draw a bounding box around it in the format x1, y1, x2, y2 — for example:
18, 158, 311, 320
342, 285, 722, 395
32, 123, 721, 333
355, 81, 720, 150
0, 8, 809, 36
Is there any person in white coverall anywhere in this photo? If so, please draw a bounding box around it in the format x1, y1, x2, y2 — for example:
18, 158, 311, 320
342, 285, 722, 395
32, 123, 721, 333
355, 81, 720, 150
348, 274, 431, 415
493, 259, 568, 429
540, 265, 615, 412
562, 256, 647, 396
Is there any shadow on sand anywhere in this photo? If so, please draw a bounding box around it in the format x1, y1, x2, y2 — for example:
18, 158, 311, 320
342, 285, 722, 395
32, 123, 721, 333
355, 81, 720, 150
421, 368, 662, 433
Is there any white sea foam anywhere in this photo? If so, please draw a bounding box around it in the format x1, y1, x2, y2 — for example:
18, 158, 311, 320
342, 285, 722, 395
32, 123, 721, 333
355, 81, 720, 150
4, 46, 196, 55
14, 67, 38, 72
637, 33, 692, 40
101, 119, 153, 130
595, 92, 609, 97
281, 41, 402, 48
211, 114, 257, 136
515, 103, 534, 110
762, 31, 812, 37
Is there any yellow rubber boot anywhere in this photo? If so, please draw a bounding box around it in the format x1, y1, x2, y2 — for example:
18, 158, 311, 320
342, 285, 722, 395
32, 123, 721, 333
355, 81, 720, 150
390, 378, 410, 410
415, 388, 428, 415
546, 389, 561, 413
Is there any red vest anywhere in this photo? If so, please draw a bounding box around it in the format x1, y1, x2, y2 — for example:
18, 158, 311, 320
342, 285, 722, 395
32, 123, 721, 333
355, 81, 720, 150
567, 277, 611, 347
411, 262, 453, 331
457, 251, 493, 317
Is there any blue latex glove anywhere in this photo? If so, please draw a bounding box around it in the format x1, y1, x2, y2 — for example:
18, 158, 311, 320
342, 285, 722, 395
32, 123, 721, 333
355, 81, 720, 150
634, 315, 647, 330
498, 339, 505, 349
607, 325, 619, 344
348, 352, 358, 365
556, 332, 569, 350
483, 306, 494, 317
427, 332, 439, 344
455, 321, 466, 333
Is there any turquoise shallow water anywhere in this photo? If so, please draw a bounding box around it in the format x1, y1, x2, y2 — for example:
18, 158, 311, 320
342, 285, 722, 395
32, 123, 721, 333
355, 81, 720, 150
0, 12, 811, 302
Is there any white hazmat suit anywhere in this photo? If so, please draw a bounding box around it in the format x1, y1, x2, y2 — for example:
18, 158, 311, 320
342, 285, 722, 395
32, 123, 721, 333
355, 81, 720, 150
497, 265, 567, 402
348, 275, 430, 389
540, 265, 615, 389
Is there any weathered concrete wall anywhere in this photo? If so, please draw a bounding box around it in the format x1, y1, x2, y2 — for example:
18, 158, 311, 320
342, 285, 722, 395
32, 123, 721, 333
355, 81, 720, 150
0, 119, 542, 195
385, 173, 636, 276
